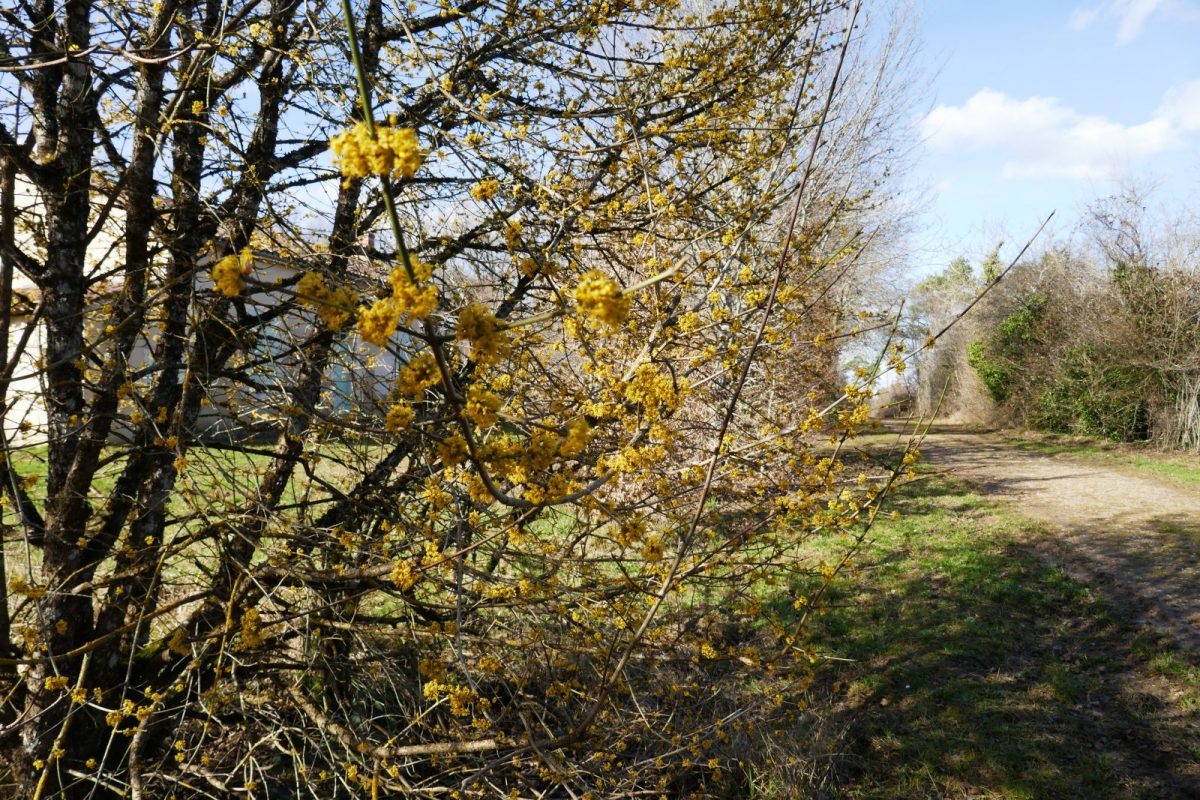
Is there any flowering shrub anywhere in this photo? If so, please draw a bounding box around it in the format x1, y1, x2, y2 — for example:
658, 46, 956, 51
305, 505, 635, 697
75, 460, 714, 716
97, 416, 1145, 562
0, 0, 915, 796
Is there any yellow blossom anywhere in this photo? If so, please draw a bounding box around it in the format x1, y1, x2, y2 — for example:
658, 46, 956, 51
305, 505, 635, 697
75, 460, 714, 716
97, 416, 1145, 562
297, 271, 357, 330
465, 384, 501, 428
211, 249, 253, 297
424, 681, 475, 716
504, 220, 523, 251
574, 270, 629, 330
559, 417, 591, 457
385, 402, 414, 431
390, 560, 418, 590
470, 177, 500, 201
677, 311, 702, 333
240, 608, 264, 648
10, 576, 44, 598
641, 536, 664, 562
422, 476, 452, 509
439, 434, 470, 468
623, 364, 685, 420
357, 298, 400, 347
396, 353, 440, 398
387, 259, 438, 321
329, 123, 425, 180
456, 303, 509, 364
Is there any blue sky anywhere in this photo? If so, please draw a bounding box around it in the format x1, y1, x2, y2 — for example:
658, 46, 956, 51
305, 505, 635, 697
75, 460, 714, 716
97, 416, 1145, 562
910, 0, 1200, 275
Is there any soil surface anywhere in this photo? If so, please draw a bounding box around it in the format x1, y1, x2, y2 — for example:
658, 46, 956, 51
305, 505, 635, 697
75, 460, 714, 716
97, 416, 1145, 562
914, 426, 1200, 652
832, 425, 1200, 798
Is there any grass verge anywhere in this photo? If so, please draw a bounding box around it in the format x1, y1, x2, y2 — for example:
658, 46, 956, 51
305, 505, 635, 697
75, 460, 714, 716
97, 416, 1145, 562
998, 431, 1200, 487
785, 474, 1200, 799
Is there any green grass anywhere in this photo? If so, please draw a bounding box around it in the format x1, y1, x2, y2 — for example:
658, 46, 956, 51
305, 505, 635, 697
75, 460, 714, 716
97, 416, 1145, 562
0, 438, 389, 524
0, 439, 387, 595
782, 474, 1200, 799
1002, 433, 1200, 487
1130, 634, 1200, 714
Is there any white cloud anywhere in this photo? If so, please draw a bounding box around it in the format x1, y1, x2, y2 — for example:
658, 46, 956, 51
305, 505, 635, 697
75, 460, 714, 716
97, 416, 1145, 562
1068, 6, 1103, 30
1069, 0, 1185, 44
1115, 0, 1168, 42
1157, 79, 1200, 132
920, 86, 1192, 180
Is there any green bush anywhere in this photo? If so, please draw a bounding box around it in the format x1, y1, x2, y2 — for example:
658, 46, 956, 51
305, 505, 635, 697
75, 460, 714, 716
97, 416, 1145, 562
967, 294, 1048, 404
967, 340, 1011, 403
1029, 348, 1151, 442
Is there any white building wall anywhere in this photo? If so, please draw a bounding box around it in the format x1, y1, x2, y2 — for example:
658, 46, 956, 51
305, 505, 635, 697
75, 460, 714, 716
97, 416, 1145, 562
3, 175, 401, 444
2, 316, 47, 446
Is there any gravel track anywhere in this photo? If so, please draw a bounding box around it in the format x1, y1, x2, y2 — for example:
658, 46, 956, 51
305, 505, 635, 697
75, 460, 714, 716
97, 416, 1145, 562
916, 429, 1200, 651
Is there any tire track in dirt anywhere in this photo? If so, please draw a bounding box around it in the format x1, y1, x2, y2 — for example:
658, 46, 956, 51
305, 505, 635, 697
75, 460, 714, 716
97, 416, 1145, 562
914, 428, 1200, 652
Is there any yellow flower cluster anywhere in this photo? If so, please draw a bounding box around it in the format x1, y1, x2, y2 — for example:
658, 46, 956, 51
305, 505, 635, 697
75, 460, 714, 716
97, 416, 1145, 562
573, 270, 629, 330
357, 259, 438, 346
388, 259, 437, 317
422, 679, 476, 716
559, 417, 592, 457
106, 699, 136, 727
9, 576, 44, 598
601, 442, 668, 475
422, 477, 452, 510
396, 353, 440, 398
470, 177, 500, 201
357, 298, 400, 347
211, 250, 253, 297
385, 402, 414, 431
641, 535, 664, 562
677, 311, 702, 333
329, 123, 424, 180
465, 384, 501, 428
296, 271, 357, 330
422, 539, 442, 566
526, 428, 559, 472
456, 303, 509, 364
477, 655, 503, 673
438, 433, 470, 468
623, 364, 685, 420
390, 559, 418, 590
615, 518, 646, 547
240, 608, 264, 648
504, 220, 523, 251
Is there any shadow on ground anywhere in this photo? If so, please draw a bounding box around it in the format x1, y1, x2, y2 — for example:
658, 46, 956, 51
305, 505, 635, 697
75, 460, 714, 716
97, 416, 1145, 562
909, 429, 1200, 655
784, 477, 1200, 800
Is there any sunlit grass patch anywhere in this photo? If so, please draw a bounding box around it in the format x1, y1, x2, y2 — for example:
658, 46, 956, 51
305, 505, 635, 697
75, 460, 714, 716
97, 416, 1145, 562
1003, 432, 1200, 486
781, 474, 1200, 799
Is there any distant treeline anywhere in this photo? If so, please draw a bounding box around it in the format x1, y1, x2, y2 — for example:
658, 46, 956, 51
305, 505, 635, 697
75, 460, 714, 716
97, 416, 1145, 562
909, 190, 1200, 451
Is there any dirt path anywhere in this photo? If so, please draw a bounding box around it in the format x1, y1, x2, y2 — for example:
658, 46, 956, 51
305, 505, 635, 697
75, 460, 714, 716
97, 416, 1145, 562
914, 428, 1200, 651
